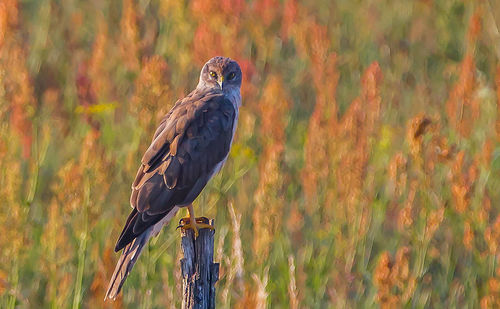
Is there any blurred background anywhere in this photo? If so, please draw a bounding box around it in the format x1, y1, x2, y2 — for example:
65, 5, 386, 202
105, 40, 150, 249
1, 0, 500, 307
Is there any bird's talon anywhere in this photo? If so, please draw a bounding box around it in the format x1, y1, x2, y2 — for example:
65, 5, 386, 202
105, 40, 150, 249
178, 217, 214, 237
180, 223, 199, 237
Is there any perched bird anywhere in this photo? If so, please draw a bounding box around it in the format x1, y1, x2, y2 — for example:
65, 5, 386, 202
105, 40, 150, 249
105, 56, 242, 301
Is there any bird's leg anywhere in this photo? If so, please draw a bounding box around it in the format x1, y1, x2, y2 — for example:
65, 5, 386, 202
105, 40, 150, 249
178, 204, 215, 238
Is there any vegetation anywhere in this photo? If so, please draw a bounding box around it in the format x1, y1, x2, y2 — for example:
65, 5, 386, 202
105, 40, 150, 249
1, 0, 500, 307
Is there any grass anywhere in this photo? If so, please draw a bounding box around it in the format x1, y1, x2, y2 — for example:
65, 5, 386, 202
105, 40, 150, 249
1, 0, 500, 308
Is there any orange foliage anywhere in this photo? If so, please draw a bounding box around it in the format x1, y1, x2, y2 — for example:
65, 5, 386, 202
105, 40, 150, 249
120, 0, 140, 71
301, 54, 338, 205
374, 248, 416, 309
445, 54, 478, 137
132, 55, 172, 133
0, 0, 34, 158
449, 150, 478, 214
496, 65, 500, 142
332, 62, 383, 220
89, 17, 111, 99
252, 76, 290, 261
446, 10, 482, 138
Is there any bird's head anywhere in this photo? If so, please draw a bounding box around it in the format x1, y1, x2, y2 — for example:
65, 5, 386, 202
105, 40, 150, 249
198, 56, 242, 93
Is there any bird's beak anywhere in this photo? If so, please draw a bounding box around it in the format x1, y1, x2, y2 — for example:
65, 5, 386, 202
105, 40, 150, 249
218, 76, 224, 90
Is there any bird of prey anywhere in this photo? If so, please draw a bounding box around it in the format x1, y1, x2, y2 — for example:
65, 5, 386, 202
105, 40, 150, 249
105, 56, 242, 300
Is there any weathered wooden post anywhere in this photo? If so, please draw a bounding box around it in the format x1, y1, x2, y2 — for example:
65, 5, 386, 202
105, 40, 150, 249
179, 217, 219, 309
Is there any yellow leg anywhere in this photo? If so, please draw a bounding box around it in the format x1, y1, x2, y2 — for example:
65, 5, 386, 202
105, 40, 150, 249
178, 204, 214, 238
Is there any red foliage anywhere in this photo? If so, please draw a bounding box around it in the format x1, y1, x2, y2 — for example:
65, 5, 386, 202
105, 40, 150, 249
281, 0, 298, 42
76, 62, 100, 130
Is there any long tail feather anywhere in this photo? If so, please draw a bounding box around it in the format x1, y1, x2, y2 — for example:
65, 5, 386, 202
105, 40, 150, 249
104, 227, 153, 301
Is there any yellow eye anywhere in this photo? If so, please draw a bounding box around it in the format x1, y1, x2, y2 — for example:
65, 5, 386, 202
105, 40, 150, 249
227, 72, 236, 80
209, 71, 217, 78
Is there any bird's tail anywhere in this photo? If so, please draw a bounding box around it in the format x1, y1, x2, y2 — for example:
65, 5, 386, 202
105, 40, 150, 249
104, 227, 153, 301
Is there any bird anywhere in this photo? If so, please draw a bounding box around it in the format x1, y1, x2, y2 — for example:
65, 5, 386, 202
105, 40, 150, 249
105, 56, 242, 301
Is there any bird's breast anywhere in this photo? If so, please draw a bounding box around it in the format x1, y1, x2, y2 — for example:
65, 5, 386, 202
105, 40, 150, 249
209, 90, 240, 179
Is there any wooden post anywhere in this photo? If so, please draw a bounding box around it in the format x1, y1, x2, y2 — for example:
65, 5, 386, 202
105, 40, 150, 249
179, 217, 219, 309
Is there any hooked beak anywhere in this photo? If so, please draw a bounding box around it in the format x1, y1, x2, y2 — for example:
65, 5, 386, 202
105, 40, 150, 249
217, 76, 224, 90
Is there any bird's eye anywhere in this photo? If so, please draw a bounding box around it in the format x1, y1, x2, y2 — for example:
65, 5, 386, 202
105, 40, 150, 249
209, 71, 217, 79
227, 72, 236, 80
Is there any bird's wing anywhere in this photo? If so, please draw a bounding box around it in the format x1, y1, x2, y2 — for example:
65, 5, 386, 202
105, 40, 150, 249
114, 88, 236, 252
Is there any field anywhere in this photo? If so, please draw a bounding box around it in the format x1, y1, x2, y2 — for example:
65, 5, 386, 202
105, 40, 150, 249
1, 0, 500, 308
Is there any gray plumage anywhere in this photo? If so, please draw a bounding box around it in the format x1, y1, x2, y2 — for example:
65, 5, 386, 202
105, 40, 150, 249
104, 226, 153, 301
105, 56, 242, 301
